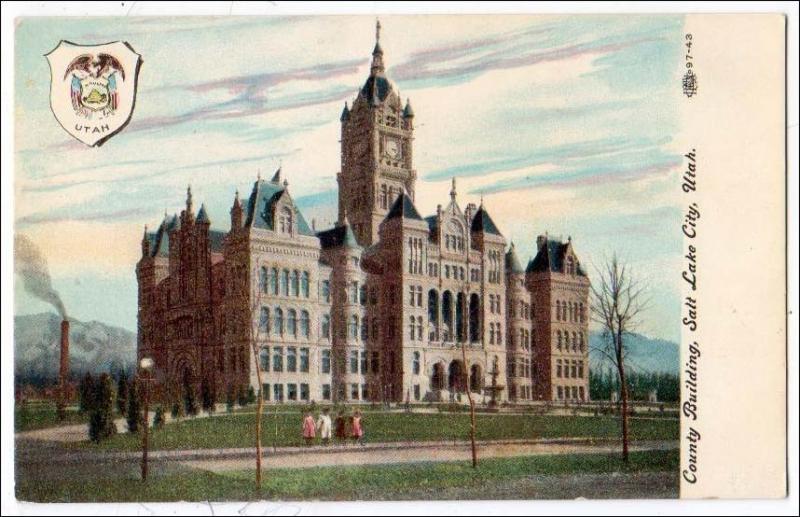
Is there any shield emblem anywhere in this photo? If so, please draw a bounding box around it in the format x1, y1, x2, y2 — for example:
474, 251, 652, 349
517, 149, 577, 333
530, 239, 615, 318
45, 40, 141, 147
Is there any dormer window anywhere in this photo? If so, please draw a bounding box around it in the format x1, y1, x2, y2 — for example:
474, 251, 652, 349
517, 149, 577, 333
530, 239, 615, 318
279, 206, 293, 234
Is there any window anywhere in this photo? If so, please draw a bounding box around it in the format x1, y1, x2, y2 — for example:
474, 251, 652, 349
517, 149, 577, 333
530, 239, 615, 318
362, 384, 369, 400
291, 270, 299, 296
556, 359, 562, 378
262, 383, 270, 401
299, 348, 309, 372
578, 361, 584, 379
287, 347, 297, 372
259, 347, 269, 372
350, 350, 358, 374
414, 384, 420, 401
287, 309, 297, 336
297, 383, 309, 401
273, 383, 284, 402
360, 351, 367, 374
556, 330, 562, 350
270, 268, 278, 295
301, 272, 310, 297
417, 316, 423, 341
279, 206, 293, 234
409, 316, 416, 341
571, 361, 577, 378
371, 351, 380, 373
259, 267, 268, 293
300, 310, 310, 338
259, 307, 270, 332
557, 386, 563, 400
360, 285, 367, 306
322, 384, 331, 400
287, 383, 297, 401
321, 349, 331, 374
350, 281, 359, 303
349, 315, 359, 339
350, 383, 360, 400
321, 280, 331, 303
272, 347, 283, 372
281, 270, 289, 296
361, 318, 368, 341
321, 314, 331, 338
412, 351, 420, 375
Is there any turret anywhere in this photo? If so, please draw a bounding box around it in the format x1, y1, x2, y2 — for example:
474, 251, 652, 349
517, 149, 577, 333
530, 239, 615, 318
230, 190, 242, 230
141, 225, 150, 257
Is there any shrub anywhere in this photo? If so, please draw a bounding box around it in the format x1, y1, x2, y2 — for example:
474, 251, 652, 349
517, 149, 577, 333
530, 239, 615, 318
201, 378, 216, 414
88, 373, 117, 443
78, 372, 96, 413
153, 405, 165, 430
116, 371, 129, 415
126, 378, 141, 433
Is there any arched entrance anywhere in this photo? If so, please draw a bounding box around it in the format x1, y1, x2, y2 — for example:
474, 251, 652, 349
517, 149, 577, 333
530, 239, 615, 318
431, 362, 446, 391
448, 360, 466, 393
469, 364, 483, 393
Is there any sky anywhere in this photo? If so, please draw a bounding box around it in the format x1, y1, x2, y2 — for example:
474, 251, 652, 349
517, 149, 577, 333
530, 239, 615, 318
14, 15, 685, 342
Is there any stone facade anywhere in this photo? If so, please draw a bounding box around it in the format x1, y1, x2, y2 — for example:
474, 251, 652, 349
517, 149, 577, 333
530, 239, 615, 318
136, 22, 590, 404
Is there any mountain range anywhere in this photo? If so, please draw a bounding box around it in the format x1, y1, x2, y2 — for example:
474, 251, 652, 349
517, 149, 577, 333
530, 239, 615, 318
14, 312, 679, 384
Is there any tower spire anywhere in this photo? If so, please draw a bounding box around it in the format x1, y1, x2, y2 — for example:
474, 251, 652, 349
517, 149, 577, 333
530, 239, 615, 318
371, 18, 385, 75
450, 177, 457, 202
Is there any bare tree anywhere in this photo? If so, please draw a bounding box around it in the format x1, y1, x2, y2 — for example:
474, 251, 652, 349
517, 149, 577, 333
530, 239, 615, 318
248, 263, 268, 491
590, 254, 648, 463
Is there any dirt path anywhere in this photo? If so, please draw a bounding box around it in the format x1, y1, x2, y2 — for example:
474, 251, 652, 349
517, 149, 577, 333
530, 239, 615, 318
181, 440, 677, 472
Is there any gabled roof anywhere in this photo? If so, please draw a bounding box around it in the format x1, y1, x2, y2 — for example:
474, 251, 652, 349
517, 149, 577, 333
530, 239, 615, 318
424, 215, 438, 234
196, 204, 210, 224
471, 205, 502, 236
148, 214, 179, 257
527, 237, 586, 276
386, 192, 423, 221
317, 223, 361, 250
243, 178, 315, 236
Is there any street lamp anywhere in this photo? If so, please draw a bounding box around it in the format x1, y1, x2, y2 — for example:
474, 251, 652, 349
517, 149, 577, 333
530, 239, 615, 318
139, 356, 154, 482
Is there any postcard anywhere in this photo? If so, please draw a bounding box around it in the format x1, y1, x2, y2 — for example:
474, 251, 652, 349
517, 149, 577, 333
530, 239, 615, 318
4, 6, 791, 511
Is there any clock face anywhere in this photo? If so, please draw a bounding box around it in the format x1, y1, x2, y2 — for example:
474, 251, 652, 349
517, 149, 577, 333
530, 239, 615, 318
385, 138, 401, 159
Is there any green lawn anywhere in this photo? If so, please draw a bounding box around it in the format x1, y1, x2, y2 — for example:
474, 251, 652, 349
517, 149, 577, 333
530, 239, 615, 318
16, 449, 678, 502
75, 411, 678, 451
15, 402, 89, 432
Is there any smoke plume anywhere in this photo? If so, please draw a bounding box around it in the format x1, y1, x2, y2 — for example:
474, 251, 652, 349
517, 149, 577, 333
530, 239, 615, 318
14, 234, 67, 318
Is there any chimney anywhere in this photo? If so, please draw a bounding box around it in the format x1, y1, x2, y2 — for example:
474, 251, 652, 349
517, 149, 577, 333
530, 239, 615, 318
60, 319, 70, 389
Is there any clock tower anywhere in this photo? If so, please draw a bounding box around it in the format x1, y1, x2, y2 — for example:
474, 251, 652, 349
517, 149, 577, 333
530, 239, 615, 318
338, 20, 416, 246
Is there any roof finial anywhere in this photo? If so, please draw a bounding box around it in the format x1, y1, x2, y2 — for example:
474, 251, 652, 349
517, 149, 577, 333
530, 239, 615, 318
257, 168, 261, 181
450, 177, 457, 201
376, 18, 381, 43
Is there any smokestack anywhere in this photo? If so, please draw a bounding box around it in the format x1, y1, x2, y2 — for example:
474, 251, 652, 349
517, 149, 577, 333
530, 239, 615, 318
58, 319, 70, 418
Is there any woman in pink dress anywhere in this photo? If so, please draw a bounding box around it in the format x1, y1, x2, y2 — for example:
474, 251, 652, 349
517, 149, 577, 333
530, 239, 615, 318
302, 411, 316, 445
351, 410, 364, 445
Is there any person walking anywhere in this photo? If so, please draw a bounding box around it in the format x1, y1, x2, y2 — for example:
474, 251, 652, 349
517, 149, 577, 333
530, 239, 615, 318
351, 410, 364, 445
317, 408, 332, 445
302, 411, 316, 446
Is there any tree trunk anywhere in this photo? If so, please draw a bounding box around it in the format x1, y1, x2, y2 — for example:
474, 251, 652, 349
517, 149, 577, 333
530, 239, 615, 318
461, 344, 478, 468
255, 388, 263, 490
617, 347, 630, 464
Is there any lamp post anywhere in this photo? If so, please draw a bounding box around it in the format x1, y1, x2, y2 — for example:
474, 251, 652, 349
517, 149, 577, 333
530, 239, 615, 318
139, 356, 154, 482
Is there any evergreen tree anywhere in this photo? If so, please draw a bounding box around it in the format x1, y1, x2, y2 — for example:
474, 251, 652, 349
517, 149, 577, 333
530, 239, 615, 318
88, 373, 117, 443
78, 372, 96, 413
171, 400, 184, 419
116, 371, 129, 415
126, 377, 141, 433
237, 384, 248, 407
201, 377, 216, 414
226, 385, 235, 413
153, 405, 165, 430
182, 370, 198, 417
246, 385, 256, 405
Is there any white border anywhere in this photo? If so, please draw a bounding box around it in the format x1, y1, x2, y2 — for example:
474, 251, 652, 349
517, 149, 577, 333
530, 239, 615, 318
1, 2, 797, 515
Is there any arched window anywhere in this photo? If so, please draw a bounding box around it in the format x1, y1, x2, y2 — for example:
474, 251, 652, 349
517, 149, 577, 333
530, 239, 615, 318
417, 316, 423, 341
428, 289, 439, 341
556, 330, 562, 350
413, 352, 420, 375
409, 316, 416, 341
456, 292, 465, 342
274, 308, 284, 335
259, 347, 269, 372
572, 332, 578, 351
269, 268, 278, 295
469, 293, 480, 342
300, 310, 310, 338
349, 315, 359, 339
489, 323, 495, 345
301, 272, 310, 297
279, 206, 293, 234
287, 309, 297, 336
259, 307, 270, 332
497, 324, 502, 345
321, 314, 331, 338
361, 318, 369, 341
281, 269, 289, 295
359, 285, 367, 306
442, 291, 453, 341
259, 267, 268, 293
291, 270, 299, 296
579, 332, 585, 351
